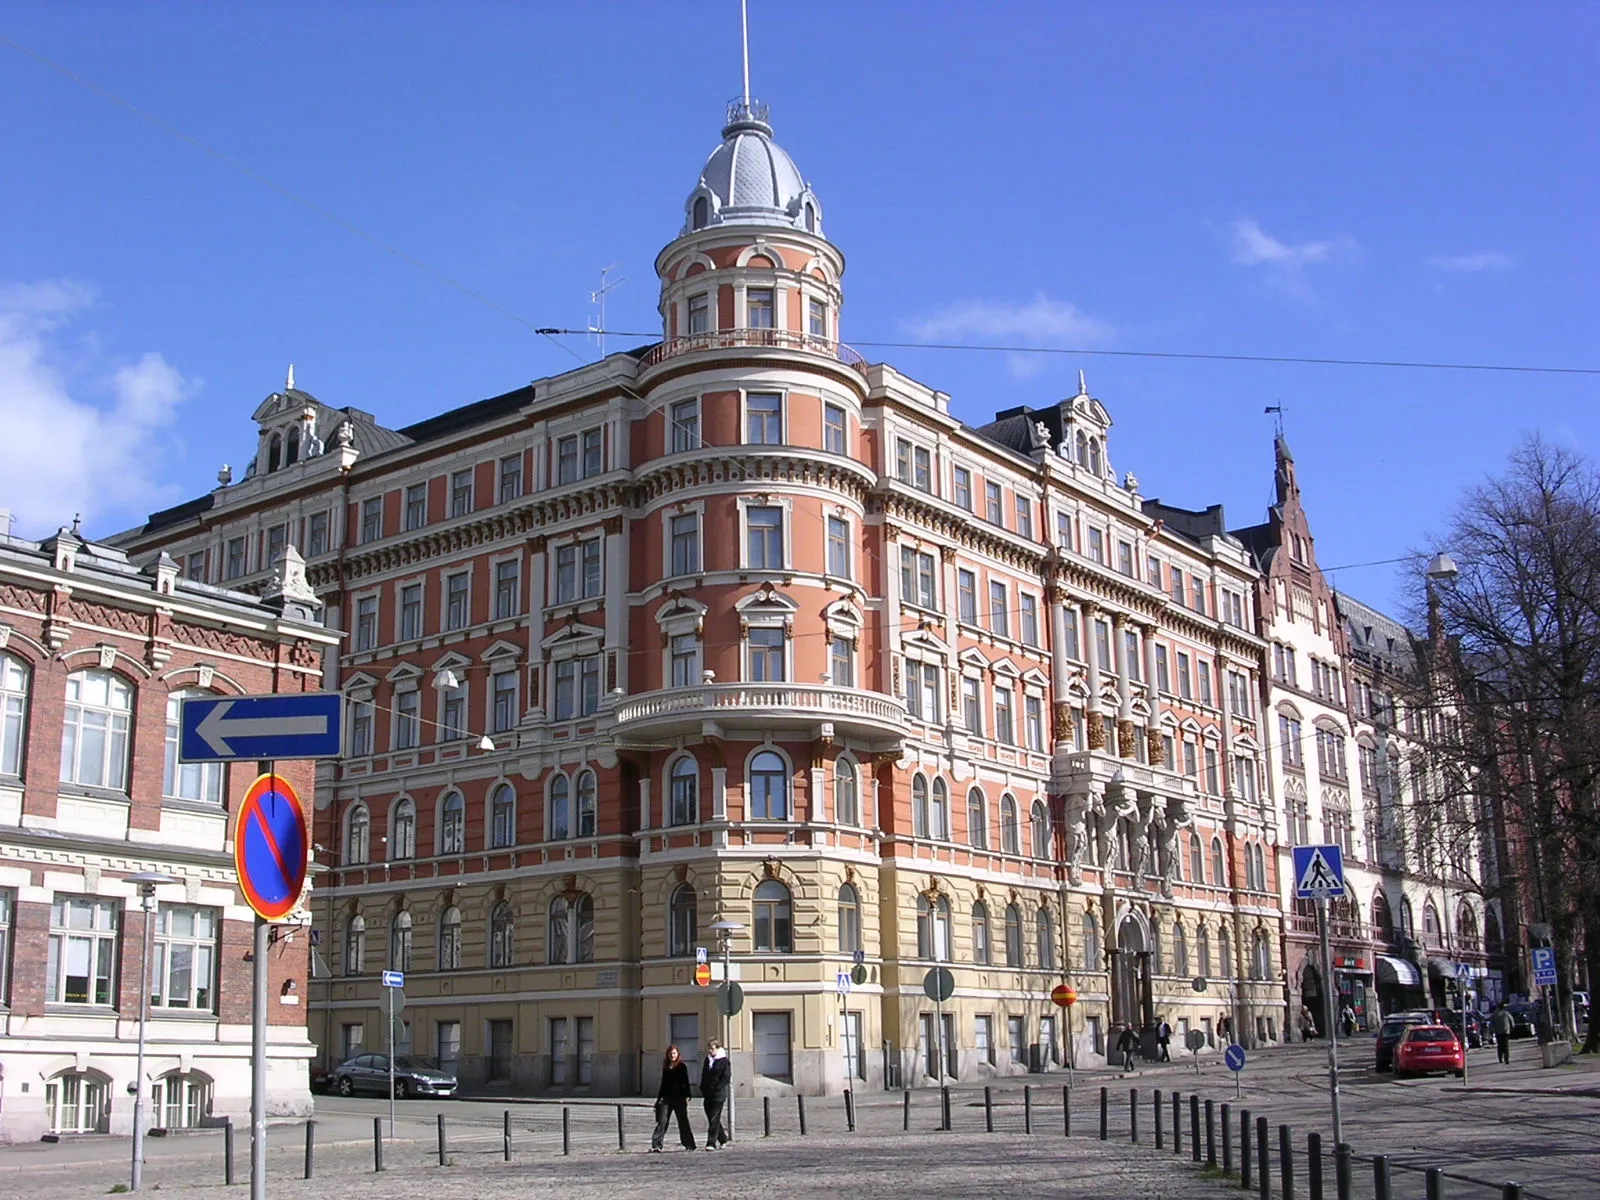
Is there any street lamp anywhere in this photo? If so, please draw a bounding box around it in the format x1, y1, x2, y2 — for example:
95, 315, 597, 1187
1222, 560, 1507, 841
127, 871, 180, 1192
708, 919, 745, 1137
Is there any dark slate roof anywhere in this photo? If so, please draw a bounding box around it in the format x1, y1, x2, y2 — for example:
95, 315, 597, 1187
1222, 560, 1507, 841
144, 493, 216, 532
395, 384, 537, 445
1231, 520, 1276, 573
1142, 499, 1229, 548
973, 403, 1067, 458
1336, 590, 1420, 678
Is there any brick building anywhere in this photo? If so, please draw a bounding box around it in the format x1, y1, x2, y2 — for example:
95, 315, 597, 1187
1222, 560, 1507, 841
0, 520, 335, 1141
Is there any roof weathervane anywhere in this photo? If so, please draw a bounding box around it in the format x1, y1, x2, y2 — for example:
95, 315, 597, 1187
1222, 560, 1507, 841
1264, 404, 1285, 437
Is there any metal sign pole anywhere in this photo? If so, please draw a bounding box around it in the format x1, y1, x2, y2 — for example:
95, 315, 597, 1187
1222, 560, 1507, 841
1319, 898, 1343, 1147
251, 914, 268, 1200
388, 985, 397, 1138
1461, 974, 1470, 1087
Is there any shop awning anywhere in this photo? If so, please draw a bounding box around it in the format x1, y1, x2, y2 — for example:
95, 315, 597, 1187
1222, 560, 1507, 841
1377, 955, 1423, 988
1427, 957, 1459, 980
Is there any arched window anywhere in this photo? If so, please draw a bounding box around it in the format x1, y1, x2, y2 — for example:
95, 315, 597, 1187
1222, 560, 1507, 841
803, 201, 816, 233
1088, 438, 1103, 477
344, 914, 366, 975
1210, 837, 1227, 887
1075, 430, 1088, 466
489, 900, 515, 968
1422, 900, 1442, 948
285, 425, 300, 466
1037, 906, 1056, 971
1189, 832, 1205, 884
916, 894, 951, 961
1031, 800, 1051, 860
575, 769, 598, 838
1151, 917, 1165, 975
1251, 929, 1272, 981
834, 757, 859, 826
967, 788, 988, 849
389, 910, 412, 971
1196, 924, 1211, 977
1457, 904, 1480, 952
749, 750, 789, 820
548, 897, 570, 964
345, 803, 370, 865
490, 783, 516, 848
438, 906, 461, 969
912, 775, 930, 838
1, 651, 29, 776
837, 883, 862, 955
61, 669, 133, 791
1000, 794, 1021, 855
972, 901, 991, 964
548, 775, 570, 840
439, 791, 465, 854
267, 432, 283, 473
1218, 924, 1232, 978
153, 1069, 213, 1130
1400, 896, 1415, 938
391, 798, 416, 860
1172, 921, 1189, 978
692, 195, 709, 230
575, 894, 594, 961
1004, 904, 1024, 967
753, 879, 792, 952
931, 777, 949, 840
45, 1070, 110, 1134
548, 894, 594, 964
669, 756, 699, 826
1372, 892, 1395, 941
1083, 911, 1101, 972
163, 688, 222, 803
669, 884, 698, 957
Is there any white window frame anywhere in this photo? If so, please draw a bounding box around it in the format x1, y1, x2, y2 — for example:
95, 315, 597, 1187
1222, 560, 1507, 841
740, 498, 791, 571
743, 390, 785, 445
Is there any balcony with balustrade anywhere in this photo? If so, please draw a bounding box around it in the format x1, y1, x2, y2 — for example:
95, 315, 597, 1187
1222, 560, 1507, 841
611, 681, 905, 749
637, 328, 870, 383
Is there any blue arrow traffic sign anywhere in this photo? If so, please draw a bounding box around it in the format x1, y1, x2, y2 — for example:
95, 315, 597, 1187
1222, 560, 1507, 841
382, 970, 404, 988
1224, 1044, 1247, 1072
180, 693, 343, 763
1292, 844, 1346, 900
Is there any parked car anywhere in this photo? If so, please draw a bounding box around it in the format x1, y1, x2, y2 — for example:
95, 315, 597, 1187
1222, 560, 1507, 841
1438, 1009, 1484, 1048
309, 1063, 332, 1094
331, 1054, 458, 1099
1393, 1025, 1465, 1078
1504, 1003, 1538, 1038
1375, 1012, 1434, 1071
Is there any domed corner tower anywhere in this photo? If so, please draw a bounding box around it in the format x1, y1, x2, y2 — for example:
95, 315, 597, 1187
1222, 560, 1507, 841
643, 98, 860, 385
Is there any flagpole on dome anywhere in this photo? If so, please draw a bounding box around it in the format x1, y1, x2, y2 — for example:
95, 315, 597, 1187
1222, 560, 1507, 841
740, 0, 751, 108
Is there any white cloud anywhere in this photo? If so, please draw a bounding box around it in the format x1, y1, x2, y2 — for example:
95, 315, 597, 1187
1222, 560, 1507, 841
1230, 219, 1354, 269
1426, 251, 1515, 272
902, 293, 1112, 378
0, 281, 197, 537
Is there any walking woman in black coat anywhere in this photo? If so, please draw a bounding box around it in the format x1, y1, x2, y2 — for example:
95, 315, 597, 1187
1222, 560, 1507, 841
701, 1038, 731, 1149
650, 1045, 697, 1151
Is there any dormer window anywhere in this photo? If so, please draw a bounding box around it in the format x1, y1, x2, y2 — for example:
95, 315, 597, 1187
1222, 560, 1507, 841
692, 195, 709, 230
286, 425, 300, 466
267, 433, 283, 474
804, 201, 816, 232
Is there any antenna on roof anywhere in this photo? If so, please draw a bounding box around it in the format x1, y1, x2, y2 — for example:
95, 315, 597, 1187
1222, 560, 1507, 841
587, 265, 625, 358
740, 0, 752, 107
1264, 404, 1285, 437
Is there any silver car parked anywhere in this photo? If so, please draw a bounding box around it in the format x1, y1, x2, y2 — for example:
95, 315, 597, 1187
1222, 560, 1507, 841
332, 1054, 458, 1099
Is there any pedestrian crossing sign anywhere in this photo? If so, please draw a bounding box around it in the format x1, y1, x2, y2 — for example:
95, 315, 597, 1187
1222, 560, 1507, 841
1292, 844, 1346, 899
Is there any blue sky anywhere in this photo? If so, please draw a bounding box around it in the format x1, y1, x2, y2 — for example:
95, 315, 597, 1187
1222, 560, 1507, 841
2, 2, 1594, 616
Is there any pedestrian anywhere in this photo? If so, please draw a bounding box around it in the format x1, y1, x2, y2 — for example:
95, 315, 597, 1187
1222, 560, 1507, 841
1217, 1013, 1231, 1043
1491, 1003, 1514, 1065
1299, 1004, 1316, 1041
1157, 1017, 1172, 1062
1115, 1024, 1139, 1073
1339, 1002, 1357, 1039
701, 1038, 731, 1150
650, 1044, 697, 1152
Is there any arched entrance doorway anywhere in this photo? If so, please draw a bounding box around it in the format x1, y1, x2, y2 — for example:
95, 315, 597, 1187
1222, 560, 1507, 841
1113, 916, 1153, 1036
1300, 961, 1324, 1039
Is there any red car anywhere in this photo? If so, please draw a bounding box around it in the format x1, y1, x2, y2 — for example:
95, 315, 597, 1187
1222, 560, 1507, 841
1393, 1025, 1465, 1078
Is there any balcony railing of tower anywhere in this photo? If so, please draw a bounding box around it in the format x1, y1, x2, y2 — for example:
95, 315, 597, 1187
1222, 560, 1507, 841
612, 681, 905, 728
726, 98, 771, 127
639, 329, 870, 377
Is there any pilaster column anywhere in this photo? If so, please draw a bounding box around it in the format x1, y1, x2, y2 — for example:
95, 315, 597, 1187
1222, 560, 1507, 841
526, 536, 548, 718
1084, 605, 1105, 749
1142, 624, 1163, 765
1216, 650, 1235, 801
711, 766, 729, 820
1113, 613, 1136, 758
603, 516, 627, 692
639, 777, 652, 831
1048, 592, 1075, 751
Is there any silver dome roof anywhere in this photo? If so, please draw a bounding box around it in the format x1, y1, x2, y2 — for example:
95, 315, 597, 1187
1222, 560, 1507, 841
683, 101, 823, 236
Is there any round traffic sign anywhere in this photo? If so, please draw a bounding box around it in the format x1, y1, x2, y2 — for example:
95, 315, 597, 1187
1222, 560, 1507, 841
850, 964, 868, 986
717, 981, 744, 1017
923, 966, 955, 1002
1224, 1044, 1247, 1072
236, 773, 308, 921
694, 963, 712, 987
1051, 983, 1078, 1008
1191, 976, 1208, 993
1185, 1028, 1208, 1052
388, 988, 407, 1015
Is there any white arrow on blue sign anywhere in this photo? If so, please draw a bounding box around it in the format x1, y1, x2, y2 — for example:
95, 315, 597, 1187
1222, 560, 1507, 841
179, 693, 343, 763
382, 970, 404, 988
1224, 1044, 1247, 1072
1292, 844, 1346, 900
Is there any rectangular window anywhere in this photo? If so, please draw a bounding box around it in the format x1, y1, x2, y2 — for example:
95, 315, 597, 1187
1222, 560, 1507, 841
306, 511, 330, 558
1177, 652, 1192, 699
350, 700, 373, 756
575, 1016, 596, 1085
752, 1012, 793, 1082
905, 661, 940, 722
1182, 740, 1198, 778
1025, 695, 1044, 751
1147, 555, 1162, 587
440, 681, 466, 740
394, 689, 420, 750
961, 677, 982, 734
60, 670, 131, 790
975, 1014, 995, 1066
823, 403, 847, 454
984, 481, 1003, 525
957, 569, 977, 624
953, 466, 972, 511
1117, 540, 1134, 577
556, 435, 579, 484
670, 513, 701, 576
492, 671, 518, 732
498, 453, 523, 502
687, 293, 710, 335
994, 686, 1015, 746
555, 540, 603, 602
46, 897, 117, 1005
1020, 594, 1039, 646
829, 636, 854, 687
988, 580, 1008, 637
266, 523, 287, 569
1094, 620, 1112, 672
450, 469, 473, 517
670, 399, 700, 452
1154, 645, 1170, 694
669, 1014, 702, 1083
900, 547, 937, 609
808, 296, 827, 338
843, 1010, 864, 1080
552, 657, 602, 720
746, 288, 775, 329
226, 536, 246, 580
1056, 511, 1074, 551
747, 392, 782, 444
184, 550, 206, 581
1008, 1015, 1026, 1065
549, 1017, 569, 1087
404, 484, 427, 531
494, 559, 520, 620
826, 515, 850, 578
1205, 747, 1220, 794
0, 659, 18, 774
436, 1021, 461, 1074
488, 1020, 513, 1082
746, 506, 783, 569
582, 428, 603, 477
1011, 498, 1032, 541
748, 628, 785, 682
354, 596, 377, 652
445, 571, 470, 631
1198, 661, 1213, 705
671, 633, 701, 688
1087, 528, 1104, 564
151, 906, 217, 1011
361, 498, 383, 544
399, 583, 423, 641
1170, 567, 1185, 605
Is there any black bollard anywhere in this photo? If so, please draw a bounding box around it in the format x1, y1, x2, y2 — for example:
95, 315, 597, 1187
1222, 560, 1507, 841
617, 1104, 627, 1151
438, 1112, 447, 1166
846, 1089, 856, 1133
224, 1118, 235, 1186
1130, 1087, 1138, 1143
902, 1089, 910, 1132
1206, 1099, 1217, 1167
373, 1116, 384, 1173
1335, 1143, 1352, 1200
1308, 1132, 1323, 1200
1099, 1086, 1108, 1140
763, 1095, 772, 1138
1191, 1094, 1202, 1164
985, 1086, 994, 1133
562, 1106, 571, 1156
1279, 1124, 1295, 1200
1062, 1084, 1071, 1137
941, 1085, 952, 1133
1221, 1103, 1232, 1175
304, 1118, 315, 1181
798, 1094, 808, 1136
1173, 1091, 1183, 1155
1240, 1108, 1252, 1191
1257, 1116, 1270, 1200
1025, 1085, 1033, 1134
1502, 1185, 1524, 1200
503, 1110, 511, 1161
1155, 1088, 1164, 1149
1425, 1167, 1443, 1200
1374, 1155, 1392, 1200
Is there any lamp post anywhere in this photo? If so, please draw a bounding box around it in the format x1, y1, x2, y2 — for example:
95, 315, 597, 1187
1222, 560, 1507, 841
708, 919, 745, 1137
127, 871, 180, 1192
